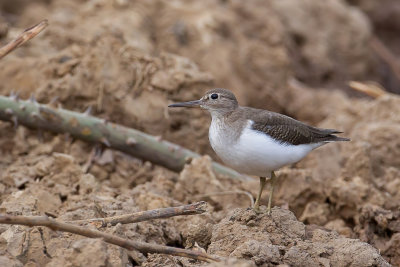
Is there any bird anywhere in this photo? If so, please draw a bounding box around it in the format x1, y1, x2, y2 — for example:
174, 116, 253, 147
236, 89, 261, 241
168, 88, 349, 214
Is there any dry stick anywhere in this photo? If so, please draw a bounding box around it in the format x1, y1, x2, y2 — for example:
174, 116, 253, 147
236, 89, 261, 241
0, 20, 48, 60
0, 96, 250, 182
0, 214, 220, 262
348, 81, 387, 98
82, 145, 102, 173
68, 201, 207, 226
195, 191, 255, 208
370, 36, 400, 83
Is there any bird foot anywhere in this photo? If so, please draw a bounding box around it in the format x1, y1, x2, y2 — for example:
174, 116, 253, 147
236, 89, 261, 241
253, 207, 262, 214
252, 205, 271, 215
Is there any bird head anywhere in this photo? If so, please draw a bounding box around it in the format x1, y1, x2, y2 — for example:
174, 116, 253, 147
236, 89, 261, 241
168, 88, 238, 117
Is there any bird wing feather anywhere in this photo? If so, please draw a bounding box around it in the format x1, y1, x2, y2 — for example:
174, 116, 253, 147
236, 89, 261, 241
246, 108, 349, 145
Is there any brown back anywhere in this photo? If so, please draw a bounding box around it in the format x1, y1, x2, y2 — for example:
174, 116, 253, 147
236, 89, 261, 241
240, 107, 349, 145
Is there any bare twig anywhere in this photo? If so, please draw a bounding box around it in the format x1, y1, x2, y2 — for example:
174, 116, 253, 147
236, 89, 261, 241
0, 214, 219, 262
81, 145, 102, 173
69, 201, 207, 226
348, 81, 387, 98
0, 20, 48, 60
82, 147, 97, 173
195, 191, 254, 208
370, 36, 400, 83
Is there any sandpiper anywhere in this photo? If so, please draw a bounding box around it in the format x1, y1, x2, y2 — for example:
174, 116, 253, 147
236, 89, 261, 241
169, 88, 349, 214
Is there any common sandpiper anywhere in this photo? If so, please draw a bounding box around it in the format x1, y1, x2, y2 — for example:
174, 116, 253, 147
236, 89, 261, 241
169, 88, 349, 214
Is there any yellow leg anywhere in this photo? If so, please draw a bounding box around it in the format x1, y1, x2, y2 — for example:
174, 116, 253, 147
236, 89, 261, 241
254, 177, 266, 212
267, 171, 278, 215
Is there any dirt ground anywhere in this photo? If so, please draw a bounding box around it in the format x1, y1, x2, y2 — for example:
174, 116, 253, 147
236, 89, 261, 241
0, 0, 400, 266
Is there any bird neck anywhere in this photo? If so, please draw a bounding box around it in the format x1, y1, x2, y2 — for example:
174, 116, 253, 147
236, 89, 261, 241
209, 107, 247, 142
209, 106, 238, 121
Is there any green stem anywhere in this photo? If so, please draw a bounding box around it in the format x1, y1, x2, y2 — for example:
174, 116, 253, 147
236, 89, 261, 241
0, 95, 250, 181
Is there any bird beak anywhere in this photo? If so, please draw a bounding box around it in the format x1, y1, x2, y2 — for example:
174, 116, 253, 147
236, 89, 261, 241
168, 100, 202, 108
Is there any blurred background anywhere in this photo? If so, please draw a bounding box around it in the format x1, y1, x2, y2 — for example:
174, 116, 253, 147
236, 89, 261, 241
0, 0, 400, 266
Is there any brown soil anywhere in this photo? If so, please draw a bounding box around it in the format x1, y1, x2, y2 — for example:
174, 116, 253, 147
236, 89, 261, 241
0, 0, 399, 266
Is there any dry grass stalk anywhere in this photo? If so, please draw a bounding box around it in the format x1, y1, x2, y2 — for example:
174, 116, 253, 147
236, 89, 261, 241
348, 81, 387, 98
0, 19, 48, 60
68, 201, 207, 226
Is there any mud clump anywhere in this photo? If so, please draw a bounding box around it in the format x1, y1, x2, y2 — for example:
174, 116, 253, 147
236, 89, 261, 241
270, 0, 373, 88
209, 208, 389, 266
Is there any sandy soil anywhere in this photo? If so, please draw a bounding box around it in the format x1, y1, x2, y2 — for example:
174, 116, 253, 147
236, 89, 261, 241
0, 0, 399, 266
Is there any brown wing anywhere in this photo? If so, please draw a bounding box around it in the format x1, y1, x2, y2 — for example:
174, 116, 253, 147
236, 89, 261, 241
248, 109, 349, 145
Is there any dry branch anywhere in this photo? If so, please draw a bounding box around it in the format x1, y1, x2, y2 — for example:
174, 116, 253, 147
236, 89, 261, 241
0, 95, 250, 181
348, 81, 387, 98
0, 20, 48, 60
69, 201, 207, 226
0, 214, 219, 262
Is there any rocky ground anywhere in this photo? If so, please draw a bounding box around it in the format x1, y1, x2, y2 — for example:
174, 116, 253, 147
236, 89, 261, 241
0, 0, 399, 266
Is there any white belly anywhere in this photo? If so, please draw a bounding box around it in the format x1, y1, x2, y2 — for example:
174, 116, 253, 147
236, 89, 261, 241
209, 120, 323, 177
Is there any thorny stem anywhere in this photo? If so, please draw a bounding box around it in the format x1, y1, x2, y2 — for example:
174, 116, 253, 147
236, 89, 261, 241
0, 95, 250, 181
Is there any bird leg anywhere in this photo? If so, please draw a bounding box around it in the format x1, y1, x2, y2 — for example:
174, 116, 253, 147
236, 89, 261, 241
267, 171, 277, 215
254, 176, 266, 212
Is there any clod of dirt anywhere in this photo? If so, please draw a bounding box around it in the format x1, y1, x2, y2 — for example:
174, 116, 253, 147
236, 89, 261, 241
150, 0, 290, 111
270, 0, 373, 87
206, 258, 256, 267
0, 185, 61, 215
324, 219, 354, 238
174, 156, 224, 203
0, 18, 7, 39
350, 0, 400, 95
174, 156, 253, 211
0, 255, 22, 267
46, 238, 119, 267
299, 201, 331, 225
208, 208, 390, 266
355, 204, 400, 266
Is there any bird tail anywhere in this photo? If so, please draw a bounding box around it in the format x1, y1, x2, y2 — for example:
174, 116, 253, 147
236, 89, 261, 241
307, 126, 350, 142
324, 135, 351, 142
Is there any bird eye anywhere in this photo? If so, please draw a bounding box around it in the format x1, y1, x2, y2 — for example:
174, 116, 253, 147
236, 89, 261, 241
210, 93, 218, 100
